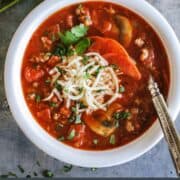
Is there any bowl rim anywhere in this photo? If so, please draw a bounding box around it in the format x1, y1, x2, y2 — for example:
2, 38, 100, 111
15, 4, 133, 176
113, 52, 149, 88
4, 0, 180, 167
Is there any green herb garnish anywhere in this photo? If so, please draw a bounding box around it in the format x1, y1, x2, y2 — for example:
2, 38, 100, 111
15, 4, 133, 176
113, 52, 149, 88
35, 94, 41, 103
119, 85, 125, 93
68, 114, 76, 123
33, 172, 38, 177
91, 168, 97, 171
113, 111, 131, 120
45, 79, 51, 84
54, 81, 62, 92
75, 38, 91, 55
56, 66, 65, 74
49, 102, 58, 108
110, 64, 118, 70
63, 164, 73, 173
42, 170, 54, 178
94, 66, 104, 76
53, 43, 67, 57
7, 172, 17, 178
109, 134, 115, 145
58, 136, 65, 141
75, 115, 81, 124
26, 175, 31, 178
83, 72, 91, 79
79, 102, 87, 109
82, 55, 89, 65
17, 165, 25, 173
71, 107, 77, 113
67, 46, 76, 56
60, 24, 88, 46
67, 129, 75, 140
36, 161, 41, 167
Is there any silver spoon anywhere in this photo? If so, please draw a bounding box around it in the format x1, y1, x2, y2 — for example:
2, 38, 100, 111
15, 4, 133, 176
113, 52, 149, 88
148, 75, 180, 176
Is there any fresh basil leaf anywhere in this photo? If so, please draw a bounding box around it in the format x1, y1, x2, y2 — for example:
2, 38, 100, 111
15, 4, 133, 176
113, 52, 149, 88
75, 115, 81, 124
75, 38, 91, 55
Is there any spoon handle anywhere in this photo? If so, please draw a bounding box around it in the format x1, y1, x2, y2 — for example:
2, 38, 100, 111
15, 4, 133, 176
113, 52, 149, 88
148, 76, 180, 176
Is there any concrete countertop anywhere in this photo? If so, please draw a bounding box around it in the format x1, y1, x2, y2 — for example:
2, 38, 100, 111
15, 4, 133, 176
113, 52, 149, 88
0, 0, 179, 177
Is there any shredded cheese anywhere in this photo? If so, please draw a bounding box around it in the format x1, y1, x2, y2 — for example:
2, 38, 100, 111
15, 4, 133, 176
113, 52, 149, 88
43, 53, 122, 114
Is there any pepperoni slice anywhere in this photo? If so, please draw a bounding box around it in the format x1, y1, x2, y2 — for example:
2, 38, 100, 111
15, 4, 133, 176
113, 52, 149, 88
88, 37, 141, 80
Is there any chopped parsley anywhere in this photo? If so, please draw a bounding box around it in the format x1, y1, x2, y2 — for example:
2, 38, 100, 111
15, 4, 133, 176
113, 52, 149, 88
119, 85, 125, 93
26, 174, 31, 178
67, 46, 76, 56
75, 115, 81, 124
71, 106, 77, 113
53, 43, 67, 57
33, 172, 38, 177
109, 134, 116, 145
36, 161, 41, 167
42, 170, 54, 178
110, 64, 118, 70
17, 165, 25, 173
67, 129, 75, 140
45, 79, 51, 84
56, 66, 65, 75
49, 102, 58, 108
94, 66, 104, 76
54, 81, 62, 92
79, 102, 87, 109
35, 94, 41, 103
63, 164, 73, 173
91, 168, 97, 171
83, 72, 91, 79
82, 55, 89, 65
113, 111, 131, 120
68, 114, 76, 123
58, 136, 65, 141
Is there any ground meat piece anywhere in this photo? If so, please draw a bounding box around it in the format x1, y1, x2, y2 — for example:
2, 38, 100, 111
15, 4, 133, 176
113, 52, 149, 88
134, 38, 145, 47
66, 14, 74, 27
126, 120, 135, 132
75, 4, 92, 26
41, 36, 53, 51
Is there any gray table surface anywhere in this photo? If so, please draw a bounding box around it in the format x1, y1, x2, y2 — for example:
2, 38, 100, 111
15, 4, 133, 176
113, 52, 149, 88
0, 0, 180, 178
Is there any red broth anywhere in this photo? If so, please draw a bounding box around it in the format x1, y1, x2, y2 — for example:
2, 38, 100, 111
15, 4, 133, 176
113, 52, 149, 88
21, 2, 170, 150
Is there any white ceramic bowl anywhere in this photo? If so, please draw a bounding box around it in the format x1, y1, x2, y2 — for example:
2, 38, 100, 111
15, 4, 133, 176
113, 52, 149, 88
4, 0, 180, 167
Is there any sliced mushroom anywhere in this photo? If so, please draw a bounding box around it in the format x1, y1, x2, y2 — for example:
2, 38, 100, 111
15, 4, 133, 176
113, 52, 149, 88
115, 15, 133, 47
83, 103, 123, 137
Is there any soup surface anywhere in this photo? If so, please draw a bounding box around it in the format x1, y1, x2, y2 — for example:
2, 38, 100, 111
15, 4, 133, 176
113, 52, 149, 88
22, 2, 170, 150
